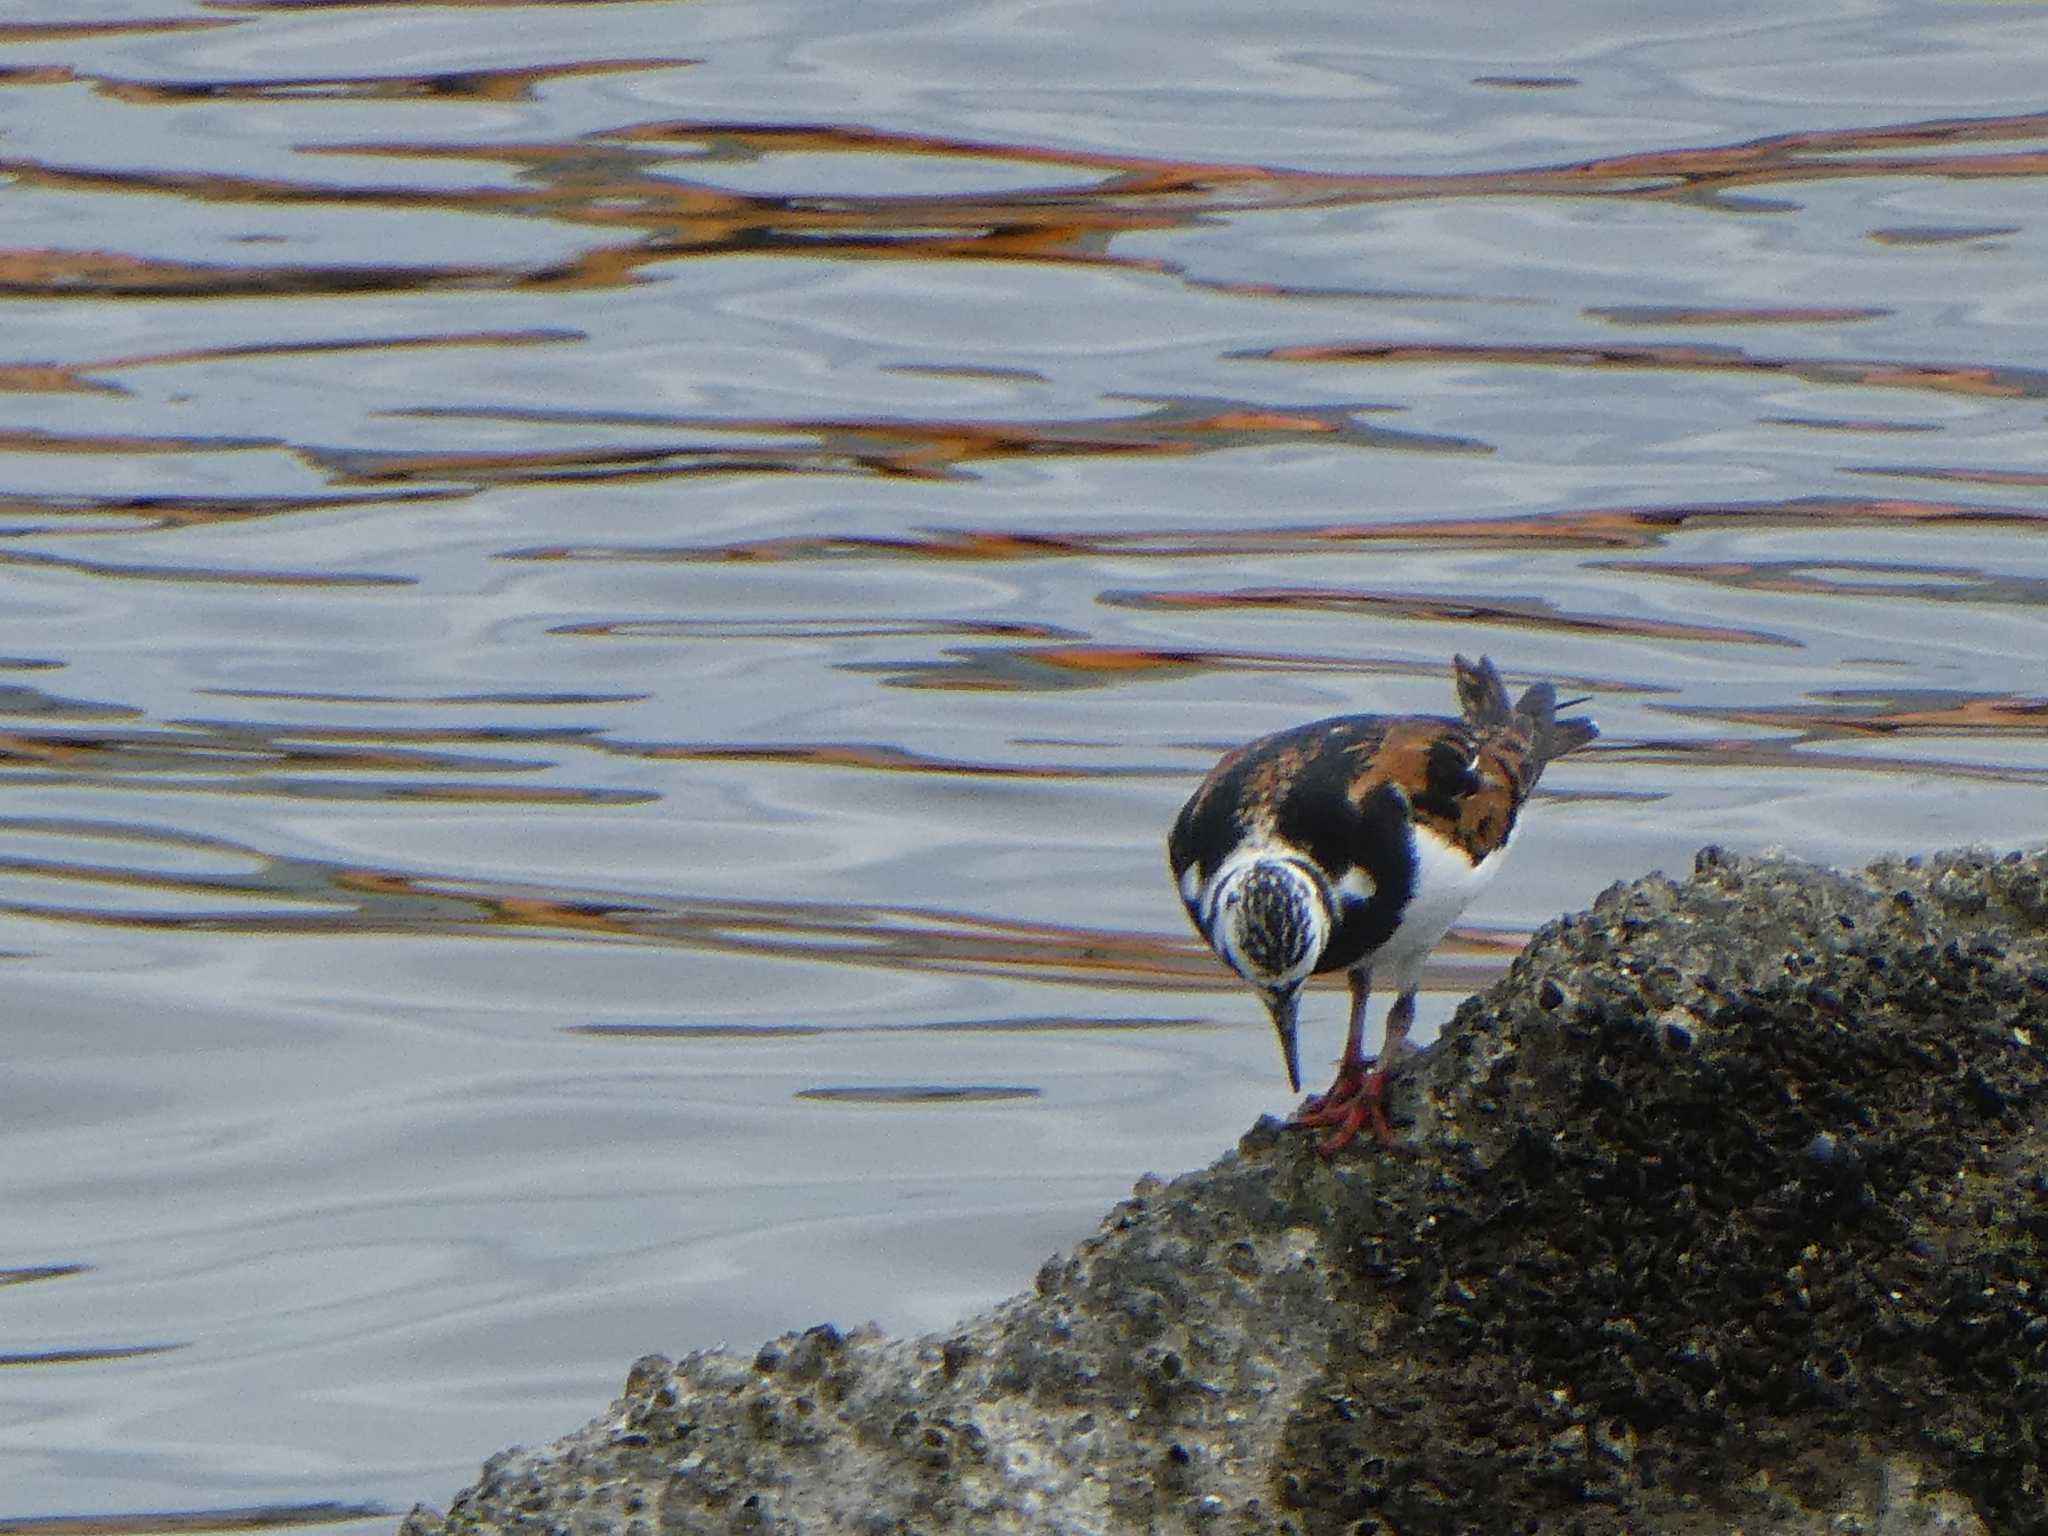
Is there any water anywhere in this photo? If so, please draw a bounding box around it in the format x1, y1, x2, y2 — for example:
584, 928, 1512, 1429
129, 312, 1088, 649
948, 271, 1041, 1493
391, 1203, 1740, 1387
1, 0, 2046, 1524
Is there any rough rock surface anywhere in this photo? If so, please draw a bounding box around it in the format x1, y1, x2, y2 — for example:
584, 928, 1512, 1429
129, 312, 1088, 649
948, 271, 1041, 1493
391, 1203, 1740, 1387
404, 847, 2048, 1535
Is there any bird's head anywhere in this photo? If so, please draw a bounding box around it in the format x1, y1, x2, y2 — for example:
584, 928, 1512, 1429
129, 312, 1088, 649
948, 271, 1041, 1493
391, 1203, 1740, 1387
1205, 857, 1331, 1092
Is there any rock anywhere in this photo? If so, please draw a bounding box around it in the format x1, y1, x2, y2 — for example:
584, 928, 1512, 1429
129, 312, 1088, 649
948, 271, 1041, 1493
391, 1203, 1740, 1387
405, 847, 2047, 1535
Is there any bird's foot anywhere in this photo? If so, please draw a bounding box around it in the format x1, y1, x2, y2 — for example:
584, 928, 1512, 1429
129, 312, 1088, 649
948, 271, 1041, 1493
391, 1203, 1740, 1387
1297, 1058, 1368, 1118
1293, 1062, 1394, 1157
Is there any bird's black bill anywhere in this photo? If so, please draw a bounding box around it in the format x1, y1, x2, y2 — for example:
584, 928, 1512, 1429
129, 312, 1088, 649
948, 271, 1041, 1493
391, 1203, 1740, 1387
1263, 989, 1302, 1093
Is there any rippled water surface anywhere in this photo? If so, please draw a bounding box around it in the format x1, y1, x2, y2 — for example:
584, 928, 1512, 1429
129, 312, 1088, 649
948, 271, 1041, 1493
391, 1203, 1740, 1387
4, 0, 2048, 1523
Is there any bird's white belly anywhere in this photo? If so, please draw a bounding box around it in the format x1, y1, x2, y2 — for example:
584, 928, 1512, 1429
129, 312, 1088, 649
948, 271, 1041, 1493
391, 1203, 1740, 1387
1374, 821, 1509, 993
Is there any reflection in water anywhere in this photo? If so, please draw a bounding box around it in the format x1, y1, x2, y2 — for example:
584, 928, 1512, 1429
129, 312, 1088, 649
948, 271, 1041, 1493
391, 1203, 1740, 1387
555, 617, 1084, 642
1587, 305, 1889, 326
1609, 739, 2048, 789
0, 815, 1526, 993
1102, 586, 1796, 646
1594, 559, 2048, 608
1255, 338, 2048, 401
0, 20, 233, 44
0, 486, 470, 536
90, 58, 696, 108
569, 1015, 1210, 1039
0, 1265, 180, 1380
0, 1266, 89, 1287
5, 97, 2044, 297
1853, 465, 2048, 489
1656, 690, 2048, 738
1760, 417, 1942, 434
794, 1085, 1040, 1103
319, 399, 1485, 486
1868, 224, 2020, 246
849, 644, 1215, 691
622, 737, 1165, 774
0, 717, 650, 804
508, 495, 2048, 565
0, 1343, 182, 1368
0, 329, 576, 406
0, 548, 406, 588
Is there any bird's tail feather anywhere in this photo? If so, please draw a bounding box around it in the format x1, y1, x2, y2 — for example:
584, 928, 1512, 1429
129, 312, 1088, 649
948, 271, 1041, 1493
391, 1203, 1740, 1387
1452, 654, 1512, 727
1512, 679, 1598, 768
1454, 654, 1598, 768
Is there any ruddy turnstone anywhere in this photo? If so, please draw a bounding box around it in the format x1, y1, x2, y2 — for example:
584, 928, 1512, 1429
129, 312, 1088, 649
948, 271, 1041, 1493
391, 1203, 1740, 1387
1169, 655, 1596, 1154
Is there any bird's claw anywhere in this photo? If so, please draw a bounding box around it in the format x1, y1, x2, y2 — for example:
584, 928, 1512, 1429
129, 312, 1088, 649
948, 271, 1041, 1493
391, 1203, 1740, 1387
1293, 1064, 1394, 1157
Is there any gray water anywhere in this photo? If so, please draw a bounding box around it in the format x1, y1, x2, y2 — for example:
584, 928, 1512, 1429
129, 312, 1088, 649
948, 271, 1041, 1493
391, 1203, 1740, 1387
2, 0, 2046, 1525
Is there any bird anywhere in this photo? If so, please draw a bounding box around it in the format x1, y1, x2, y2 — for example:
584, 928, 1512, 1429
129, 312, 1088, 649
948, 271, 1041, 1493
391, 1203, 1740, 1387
1168, 655, 1597, 1155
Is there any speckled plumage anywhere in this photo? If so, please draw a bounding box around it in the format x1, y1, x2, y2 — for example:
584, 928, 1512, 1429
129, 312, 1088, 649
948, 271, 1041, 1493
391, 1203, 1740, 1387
1169, 654, 1597, 1153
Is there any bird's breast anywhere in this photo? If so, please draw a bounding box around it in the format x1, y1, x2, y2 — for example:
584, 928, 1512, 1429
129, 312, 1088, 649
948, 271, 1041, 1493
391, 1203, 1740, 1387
1368, 820, 1510, 990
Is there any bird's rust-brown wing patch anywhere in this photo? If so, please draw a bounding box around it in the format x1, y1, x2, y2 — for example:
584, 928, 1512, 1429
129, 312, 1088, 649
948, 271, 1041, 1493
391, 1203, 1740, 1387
1460, 730, 1539, 859
1240, 740, 1310, 827
1353, 716, 1537, 862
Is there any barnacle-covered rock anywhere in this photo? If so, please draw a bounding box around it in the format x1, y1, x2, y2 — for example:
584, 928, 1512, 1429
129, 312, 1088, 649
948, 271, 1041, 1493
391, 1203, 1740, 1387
405, 847, 2046, 1536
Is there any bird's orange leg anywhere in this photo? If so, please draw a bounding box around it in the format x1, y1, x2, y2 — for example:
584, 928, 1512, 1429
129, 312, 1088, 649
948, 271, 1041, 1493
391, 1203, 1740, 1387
1296, 977, 1413, 1156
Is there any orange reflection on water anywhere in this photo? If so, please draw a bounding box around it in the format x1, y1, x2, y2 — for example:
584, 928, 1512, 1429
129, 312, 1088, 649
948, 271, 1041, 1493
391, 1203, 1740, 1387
1105, 585, 1797, 647
852, 644, 1214, 692
1587, 306, 1889, 326
0, 815, 1519, 994
321, 397, 1476, 488
614, 739, 1155, 778
1659, 691, 2048, 738
1609, 737, 2048, 787
0, 717, 649, 806
514, 495, 2048, 567
1852, 466, 2048, 489
0, 99, 2042, 298
91, 56, 695, 107
0, 19, 232, 44
0, 487, 469, 535
1593, 558, 2047, 608
1256, 339, 2047, 401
